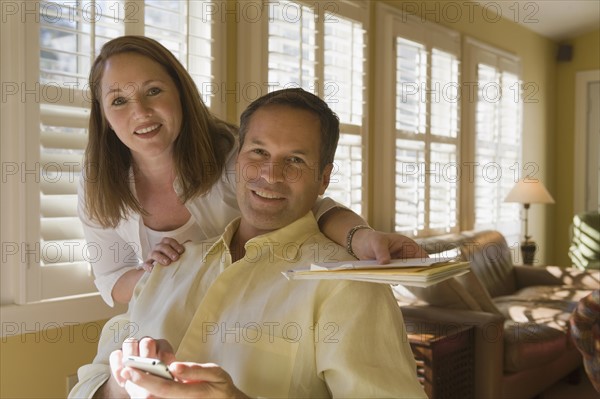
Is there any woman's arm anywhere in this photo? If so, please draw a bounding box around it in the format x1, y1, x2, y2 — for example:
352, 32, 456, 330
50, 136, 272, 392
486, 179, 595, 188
317, 207, 428, 262
78, 179, 142, 306
112, 269, 145, 304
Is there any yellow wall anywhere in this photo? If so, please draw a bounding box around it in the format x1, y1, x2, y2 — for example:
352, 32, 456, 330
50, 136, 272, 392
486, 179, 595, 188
1, 321, 106, 398
553, 29, 600, 265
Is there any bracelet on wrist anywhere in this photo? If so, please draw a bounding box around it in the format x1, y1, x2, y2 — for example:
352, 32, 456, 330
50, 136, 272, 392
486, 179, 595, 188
346, 225, 373, 259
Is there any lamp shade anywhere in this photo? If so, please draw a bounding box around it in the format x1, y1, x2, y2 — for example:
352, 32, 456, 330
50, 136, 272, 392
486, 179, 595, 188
504, 178, 555, 205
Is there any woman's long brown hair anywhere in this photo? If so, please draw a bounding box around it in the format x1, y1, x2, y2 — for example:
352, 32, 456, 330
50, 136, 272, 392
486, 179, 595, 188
84, 36, 235, 228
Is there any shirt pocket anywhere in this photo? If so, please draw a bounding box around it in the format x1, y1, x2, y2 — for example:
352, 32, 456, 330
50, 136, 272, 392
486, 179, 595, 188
219, 325, 300, 398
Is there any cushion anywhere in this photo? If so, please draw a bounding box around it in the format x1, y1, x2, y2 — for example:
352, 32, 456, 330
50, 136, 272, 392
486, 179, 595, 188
459, 230, 517, 297
392, 285, 425, 307
409, 235, 486, 311
454, 272, 503, 315
405, 274, 483, 311
405, 269, 504, 315
494, 286, 592, 332
503, 320, 568, 372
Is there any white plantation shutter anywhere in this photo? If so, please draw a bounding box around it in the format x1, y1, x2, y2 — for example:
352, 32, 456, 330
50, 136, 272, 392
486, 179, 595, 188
267, 1, 367, 215
431, 49, 459, 138
145, 1, 187, 57
394, 37, 428, 233
395, 139, 425, 233
474, 64, 502, 227
144, 0, 214, 108
323, 12, 365, 215
393, 19, 460, 236
469, 41, 522, 238
39, 105, 94, 299
395, 38, 426, 134
33, 1, 125, 301
324, 13, 364, 125
330, 134, 363, 212
268, 1, 317, 91
39, 108, 88, 246
19, 0, 218, 303
39, 1, 122, 86
430, 142, 458, 229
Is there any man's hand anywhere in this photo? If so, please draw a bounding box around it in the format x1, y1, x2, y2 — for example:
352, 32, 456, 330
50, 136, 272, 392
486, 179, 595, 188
109, 337, 249, 398
352, 229, 429, 263
95, 337, 174, 398
122, 362, 250, 398
109, 337, 176, 389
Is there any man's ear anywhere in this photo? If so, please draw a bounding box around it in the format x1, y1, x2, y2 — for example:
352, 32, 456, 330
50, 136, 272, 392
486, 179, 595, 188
319, 163, 334, 195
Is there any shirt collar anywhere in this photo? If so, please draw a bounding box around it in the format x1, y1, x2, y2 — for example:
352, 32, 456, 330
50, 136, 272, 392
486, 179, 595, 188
203, 212, 320, 265
199, 218, 240, 264
248, 212, 320, 261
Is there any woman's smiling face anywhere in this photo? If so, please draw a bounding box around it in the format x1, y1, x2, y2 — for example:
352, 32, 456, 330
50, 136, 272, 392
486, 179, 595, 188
100, 52, 183, 161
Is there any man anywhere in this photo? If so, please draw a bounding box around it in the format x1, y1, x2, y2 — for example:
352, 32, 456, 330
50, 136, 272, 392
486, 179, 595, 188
69, 88, 426, 398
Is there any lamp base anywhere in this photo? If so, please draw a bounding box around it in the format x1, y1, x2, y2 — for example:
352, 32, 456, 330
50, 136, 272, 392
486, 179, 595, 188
521, 241, 537, 265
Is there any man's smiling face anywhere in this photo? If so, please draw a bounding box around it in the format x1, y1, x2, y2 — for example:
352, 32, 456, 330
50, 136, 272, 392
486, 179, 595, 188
236, 104, 332, 237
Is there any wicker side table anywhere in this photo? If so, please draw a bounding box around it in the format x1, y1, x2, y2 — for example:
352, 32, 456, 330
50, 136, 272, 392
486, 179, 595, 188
407, 323, 474, 399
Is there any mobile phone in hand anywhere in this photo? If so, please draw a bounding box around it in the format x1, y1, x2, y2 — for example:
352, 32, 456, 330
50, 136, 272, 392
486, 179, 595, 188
123, 355, 174, 380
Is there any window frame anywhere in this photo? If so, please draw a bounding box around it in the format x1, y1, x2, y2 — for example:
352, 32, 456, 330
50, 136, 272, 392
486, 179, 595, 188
461, 37, 523, 244
393, 20, 461, 237
372, 4, 462, 235
1, 0, 226, 328
372, 3, 523, 240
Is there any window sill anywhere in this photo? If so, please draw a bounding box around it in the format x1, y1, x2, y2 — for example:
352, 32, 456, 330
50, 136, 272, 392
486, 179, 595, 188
1, 294, 127, 338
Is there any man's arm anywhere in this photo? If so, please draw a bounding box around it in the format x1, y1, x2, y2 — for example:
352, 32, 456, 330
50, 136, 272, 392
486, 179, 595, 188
68, 314, 134, 398
92, 377, 127, 399
316, 281, 427, 398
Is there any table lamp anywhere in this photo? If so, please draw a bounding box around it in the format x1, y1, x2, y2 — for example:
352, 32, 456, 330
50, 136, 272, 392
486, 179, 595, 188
504, 178, 555, 265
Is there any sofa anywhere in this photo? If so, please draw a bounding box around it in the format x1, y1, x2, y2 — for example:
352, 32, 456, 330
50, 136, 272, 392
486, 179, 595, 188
397, 230, 600, 399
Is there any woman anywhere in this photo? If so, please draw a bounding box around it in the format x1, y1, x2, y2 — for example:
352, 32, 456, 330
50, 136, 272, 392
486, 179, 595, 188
80, 36, 426, 306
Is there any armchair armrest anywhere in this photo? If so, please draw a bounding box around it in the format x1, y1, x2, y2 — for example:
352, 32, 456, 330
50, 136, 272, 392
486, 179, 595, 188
401, 305, 505, 398
401, 305, 504, 328
514, 265, 600, 290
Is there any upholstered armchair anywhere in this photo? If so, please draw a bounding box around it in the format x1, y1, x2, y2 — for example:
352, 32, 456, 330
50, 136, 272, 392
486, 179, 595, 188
398, 230, 600, 399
